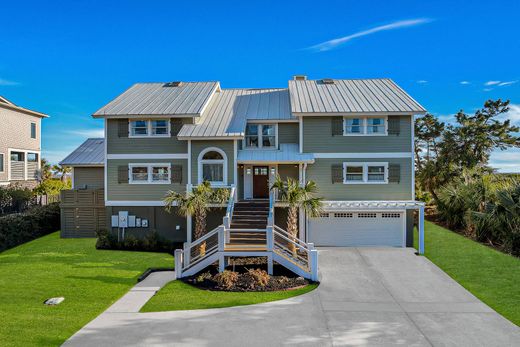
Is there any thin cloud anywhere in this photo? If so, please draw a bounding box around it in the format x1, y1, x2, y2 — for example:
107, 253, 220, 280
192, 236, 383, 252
483, 88, 493, 92
460, 81, 470, 85
416, 80, 428, 84
498, 103, 520, 125
484, 81, 501, 86
307, 18, 434, 52
0, 78, 19, 86
67, 128, 104, 138
498, 80, 517, 87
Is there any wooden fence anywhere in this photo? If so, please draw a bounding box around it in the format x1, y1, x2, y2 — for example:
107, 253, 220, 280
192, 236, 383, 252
60, 189, 105, 238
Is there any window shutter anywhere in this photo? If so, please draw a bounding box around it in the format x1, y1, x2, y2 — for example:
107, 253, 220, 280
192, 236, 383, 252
171, 165, 182, 183
387, 116, 400, 135
388, 164, 401, 183
331, 164, 343, 183
331, 117, 343, 136
171, 119, 183, 136
118, 119, 129, 137
118, 166, 128, 184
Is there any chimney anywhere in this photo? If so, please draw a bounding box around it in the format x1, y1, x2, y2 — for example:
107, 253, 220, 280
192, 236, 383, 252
293, 75, 307, 81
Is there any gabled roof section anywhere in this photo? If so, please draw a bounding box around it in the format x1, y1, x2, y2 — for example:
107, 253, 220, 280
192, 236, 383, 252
178, 88, 294, 139
0, 95, 48, 118
60, 138, 104, 166
92, 82, 219, 117
288, 79, 426, 115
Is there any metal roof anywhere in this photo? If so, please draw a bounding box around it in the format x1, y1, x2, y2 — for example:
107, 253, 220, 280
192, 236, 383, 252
0, 95, 48, 118
60, 138, 104, 166
92, 82, 219, 117
288, 79, 426, 115
237, 144, 314, 164
178, 89, 294, 138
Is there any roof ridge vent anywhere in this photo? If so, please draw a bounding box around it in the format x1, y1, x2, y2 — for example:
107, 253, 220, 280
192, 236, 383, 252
293, 75, 307, 81
320, 78, 335, 84
164, 81, 183, 87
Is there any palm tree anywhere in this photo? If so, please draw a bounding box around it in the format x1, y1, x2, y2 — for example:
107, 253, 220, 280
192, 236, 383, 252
40, 158, 52, 181
164, 181, 229, 253
271, 176, 323, 254
53, 164, 72, 182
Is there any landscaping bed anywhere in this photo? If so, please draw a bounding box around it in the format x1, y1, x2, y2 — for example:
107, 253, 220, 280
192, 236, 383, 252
185, 266, 309, 292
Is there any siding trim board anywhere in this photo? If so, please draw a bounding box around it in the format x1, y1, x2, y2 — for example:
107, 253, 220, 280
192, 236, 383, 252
314, 152, 412, 159
107, 153, 189, 159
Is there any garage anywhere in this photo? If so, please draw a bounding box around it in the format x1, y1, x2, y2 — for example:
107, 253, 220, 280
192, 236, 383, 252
307, 211, 405, 247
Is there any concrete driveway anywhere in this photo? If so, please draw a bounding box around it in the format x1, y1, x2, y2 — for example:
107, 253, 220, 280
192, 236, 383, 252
64, 248, 520, 346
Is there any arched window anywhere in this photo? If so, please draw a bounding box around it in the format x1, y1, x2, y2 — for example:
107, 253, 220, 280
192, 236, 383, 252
198, 147, 227, 186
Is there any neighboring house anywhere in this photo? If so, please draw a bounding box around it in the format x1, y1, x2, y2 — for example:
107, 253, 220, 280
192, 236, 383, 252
0, 96, 47, 188
61, 77, 427, 277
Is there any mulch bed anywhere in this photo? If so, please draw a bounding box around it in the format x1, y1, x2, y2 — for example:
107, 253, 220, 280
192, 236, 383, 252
183, 259, 312, 292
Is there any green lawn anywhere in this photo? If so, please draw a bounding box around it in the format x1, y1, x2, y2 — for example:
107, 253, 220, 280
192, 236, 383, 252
416, 221, 520, 326
141, 280, 318, 312
0, 232, 172, 347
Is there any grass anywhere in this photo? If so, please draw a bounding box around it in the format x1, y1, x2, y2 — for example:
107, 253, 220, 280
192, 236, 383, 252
0, 232, 172, 347
416, 221, 520, 326
141, 280, 318, 312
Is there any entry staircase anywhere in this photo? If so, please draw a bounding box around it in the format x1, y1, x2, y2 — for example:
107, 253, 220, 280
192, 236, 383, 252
174, 187, 319, 281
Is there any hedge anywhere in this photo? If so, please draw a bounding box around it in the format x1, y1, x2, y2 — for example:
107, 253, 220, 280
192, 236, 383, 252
0, 203, 60, 252
96, 229, 182, 254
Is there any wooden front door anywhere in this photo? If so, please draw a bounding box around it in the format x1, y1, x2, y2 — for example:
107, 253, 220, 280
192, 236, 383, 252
253, 166, 269, 198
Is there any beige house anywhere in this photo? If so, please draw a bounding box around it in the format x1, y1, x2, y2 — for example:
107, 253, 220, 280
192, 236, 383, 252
0, 96, 48, 187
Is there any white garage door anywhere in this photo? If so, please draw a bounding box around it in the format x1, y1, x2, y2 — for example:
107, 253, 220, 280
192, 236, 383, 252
308, 211, 405, 247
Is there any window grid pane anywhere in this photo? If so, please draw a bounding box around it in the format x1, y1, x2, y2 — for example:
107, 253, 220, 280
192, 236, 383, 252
152, 166, 169, 181
131, 120, 148, 136
131, 167, 148, 181
345, 166, 363, 181
367, 118, 385, 134
202, 163, 224, 182
151, 120, 168, 135
245, 136, 259, 147
367, 165, 385, 181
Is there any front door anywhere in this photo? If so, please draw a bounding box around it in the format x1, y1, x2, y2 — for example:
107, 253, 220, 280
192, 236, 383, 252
253, 166, 269, 198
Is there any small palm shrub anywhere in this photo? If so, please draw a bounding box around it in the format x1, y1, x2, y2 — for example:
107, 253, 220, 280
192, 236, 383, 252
246, 268, 270, 287
214, 270, 239, 289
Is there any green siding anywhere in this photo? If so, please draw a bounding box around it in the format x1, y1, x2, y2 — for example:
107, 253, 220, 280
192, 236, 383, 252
191, 140, 235, 186
106, 118, 191, 154
306, 158, 412, 200
73, 167, 104, 189
107, 159, 187, 201
277, 164, 299, 181
278, 123, 299, 144
302, 116, 412, 153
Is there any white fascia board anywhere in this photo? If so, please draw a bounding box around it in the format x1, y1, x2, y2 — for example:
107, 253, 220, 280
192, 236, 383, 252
313, 152, 412, 159
246, 119, 298, 123
92, 114, 201, 119
105, 200, 226, 207
106, 153, 188, 160
293, 111, 426, 116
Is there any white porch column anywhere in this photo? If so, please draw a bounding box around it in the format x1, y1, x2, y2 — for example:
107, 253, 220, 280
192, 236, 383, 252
187, 214, 192, 244
299, 208, 305, 240
418, 206, 425, 254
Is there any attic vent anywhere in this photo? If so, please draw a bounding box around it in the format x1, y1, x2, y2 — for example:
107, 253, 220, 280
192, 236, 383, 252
164, 81, 182, 87
321, 78, 334, 84
293, 75, 307, 81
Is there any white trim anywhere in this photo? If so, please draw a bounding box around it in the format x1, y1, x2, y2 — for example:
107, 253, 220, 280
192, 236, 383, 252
128, 118, 171, 138
411, 115, 415, 200
197, 147, 228, 186
106, 153, 188, 160
106, 200, 173, 207
293, 111, 424, 117
0, 152, 4, 173
71, 167, 75, 189
7, 148, 41, 181
343, 115, 388, 136
343, 162, 388, 185
247, 119, 298, 123
321, 200, 424, 210
177, 136, 244, 140
30, 122, 37, 139
104, 118, 108, 202
187, 140, 192, 185
314, 152, 412, 159
233, 140, 238, 187
243, 123, 278, 150
299, 116, 303, 153
128, 163, 171, 184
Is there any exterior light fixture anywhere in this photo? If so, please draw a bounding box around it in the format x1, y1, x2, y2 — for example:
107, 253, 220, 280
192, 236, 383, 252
270, 167, 276, 175
246, 168, 252, 175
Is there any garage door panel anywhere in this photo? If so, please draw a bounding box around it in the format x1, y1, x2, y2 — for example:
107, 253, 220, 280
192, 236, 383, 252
308, 211, 404, 247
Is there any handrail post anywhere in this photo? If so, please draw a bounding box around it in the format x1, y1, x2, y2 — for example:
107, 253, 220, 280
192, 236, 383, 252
266, 226, 274, 251
183, 242, 190, 266
174, 249, 183, 278
309, 249, 318, 281
218, 226, 225, 252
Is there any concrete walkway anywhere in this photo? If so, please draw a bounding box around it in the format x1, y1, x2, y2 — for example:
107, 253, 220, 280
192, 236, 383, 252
64, 248, 520, 346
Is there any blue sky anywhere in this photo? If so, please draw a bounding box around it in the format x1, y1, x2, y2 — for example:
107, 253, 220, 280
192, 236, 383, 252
1, 0, 519, 171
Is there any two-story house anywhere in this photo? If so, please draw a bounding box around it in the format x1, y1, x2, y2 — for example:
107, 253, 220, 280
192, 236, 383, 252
60, 77, 426, 278
0, 96, 47, 187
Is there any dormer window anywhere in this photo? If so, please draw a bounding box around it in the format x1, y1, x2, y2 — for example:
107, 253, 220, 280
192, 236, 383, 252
244, 124, 277, 149
343, 116, 387, 136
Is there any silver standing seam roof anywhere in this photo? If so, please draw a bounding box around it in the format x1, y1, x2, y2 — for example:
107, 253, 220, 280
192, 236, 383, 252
288, 79, 426, 114
237, 144, 314, 164
60, 138, 104, 166
92, 82, 219, 117
178, 88, 294, 139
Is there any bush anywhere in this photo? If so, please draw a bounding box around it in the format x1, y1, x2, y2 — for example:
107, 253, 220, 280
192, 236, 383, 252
246, 268, 270, 287
0, 203, 60, 252
214, 270, 239, 289
95, 229, 178, 254
0, 185, 34, 215
33, 179, 71, 196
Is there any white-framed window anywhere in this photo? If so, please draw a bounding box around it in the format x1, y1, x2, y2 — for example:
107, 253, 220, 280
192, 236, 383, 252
198, 147, 227, 186
129, 119, 170, 137
343, 116, 387, 136
129, 163, 171, 184
0, 153, 4, 172
30, 122, 37, 139
244, 123, 277, 149
343, 162, 388, 184
27, 153, 38, 162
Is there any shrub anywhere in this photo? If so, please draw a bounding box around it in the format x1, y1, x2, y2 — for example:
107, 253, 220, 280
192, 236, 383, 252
33, 179, 71, 196
246, 268, 270, 287
0, 203, 60, 252
196, 272, 212, 284
214, 270, 238, 289
95, 228, 179, 254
